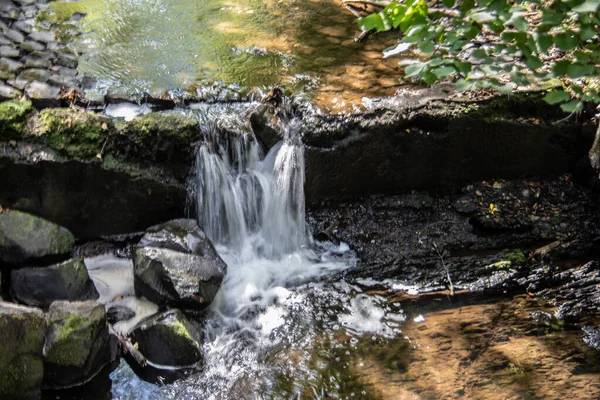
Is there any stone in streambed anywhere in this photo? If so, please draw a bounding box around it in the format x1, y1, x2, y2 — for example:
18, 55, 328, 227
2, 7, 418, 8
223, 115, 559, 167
0, 209, 75, 265
0, 301, 46, 400
10, 258, 99, 309
43, 300, 110, 389
106, 304, 136, 324
133, 219, 226, 310
126, 308, 202, 383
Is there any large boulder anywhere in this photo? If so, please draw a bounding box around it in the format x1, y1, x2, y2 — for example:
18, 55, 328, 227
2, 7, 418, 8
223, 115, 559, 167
126, 309, 202, 383
42, 301, 110, 389
0, 210, 75, 265
10, 258, 99, 309
0, 301, 46, 400
133, 219, 226, 310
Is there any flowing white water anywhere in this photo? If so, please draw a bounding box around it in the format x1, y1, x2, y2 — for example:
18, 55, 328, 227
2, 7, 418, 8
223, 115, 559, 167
110, 108, 405, 399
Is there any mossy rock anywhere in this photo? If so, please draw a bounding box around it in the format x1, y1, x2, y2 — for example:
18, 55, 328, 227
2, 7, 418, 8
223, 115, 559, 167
43, 300, 110, 388
0, 99, 34, 140
29, 108, 113, 160
0, 301, 46, 400
10, 258, 99, 309
130, 308, 202, 366
120, 112, 201, 164
0, 209, 75, 265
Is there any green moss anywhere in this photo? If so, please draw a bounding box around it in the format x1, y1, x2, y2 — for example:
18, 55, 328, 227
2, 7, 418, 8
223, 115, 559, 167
153, 320, 199, 354
58, 259, 90, 291
502, 251, 527, 265
32, 108, 112, 159
45, 314, 93, 367
0, 99, 34, 140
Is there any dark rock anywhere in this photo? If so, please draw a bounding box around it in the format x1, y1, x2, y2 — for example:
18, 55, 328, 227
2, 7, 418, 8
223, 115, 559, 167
43, 300, 110, 389
5, 29, 25, 44
133, 219, 227, 310
47, 73, 79, 89
106, 304, 135, 324
0, 45, 20, 58
28, 31, 55, 44
0, 209, 75, 265
582, 326, 600, 351
127, 309, 202, 383
0, 301, 46, 400
0, 56, 24, 72
20, 40, 44, 52
10, 258, 99, 309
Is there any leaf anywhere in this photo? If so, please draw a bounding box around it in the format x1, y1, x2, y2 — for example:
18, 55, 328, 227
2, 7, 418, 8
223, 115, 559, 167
471, 11, 496, 23
383, 42, 412, 58
442, 0, 455, 7
554, 31, 579, 51
566, 63, 594, 77
456, 78, 478, 91
433, 66, 457, 77
454, 61, 473, 73
96, 153, 102, 159
534, 32, 553, 54
560, 100, 583, 112
419, 41, 436, 53
492, 82, 515, 94
580, 25, 597, 41
572, 0, 600, 13
542, 90, 571, 104
358, 13, 385, 32
405, 62, 428, 77
101, 122, 108, 130
420, 70, 438, 85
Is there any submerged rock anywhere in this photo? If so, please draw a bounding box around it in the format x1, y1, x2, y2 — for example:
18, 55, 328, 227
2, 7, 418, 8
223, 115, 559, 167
126, 308, 202, 383
43, 300, 110, 389
0, 301, 46, 400
10, 258, 99, 309
133, 219, 226, 310
0, 209, 75, 265
106, 304, 136, 324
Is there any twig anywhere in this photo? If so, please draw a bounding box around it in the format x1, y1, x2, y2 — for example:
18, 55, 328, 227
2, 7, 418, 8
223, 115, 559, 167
432, 242, 455, 296
108, 325, 147, 367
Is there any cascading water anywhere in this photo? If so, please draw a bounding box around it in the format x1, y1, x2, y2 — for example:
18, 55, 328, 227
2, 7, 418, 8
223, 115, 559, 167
110, 105, 405, 400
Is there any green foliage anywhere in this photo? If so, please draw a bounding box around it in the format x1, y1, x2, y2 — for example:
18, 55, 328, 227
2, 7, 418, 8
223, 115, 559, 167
357, 0, 600, 108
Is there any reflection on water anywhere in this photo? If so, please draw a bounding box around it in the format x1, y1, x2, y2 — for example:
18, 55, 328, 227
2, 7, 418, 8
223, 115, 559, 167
46, 0, 404, 110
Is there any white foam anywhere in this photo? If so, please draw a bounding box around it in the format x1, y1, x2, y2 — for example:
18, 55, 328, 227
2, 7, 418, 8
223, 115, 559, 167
105, 102, 151, 121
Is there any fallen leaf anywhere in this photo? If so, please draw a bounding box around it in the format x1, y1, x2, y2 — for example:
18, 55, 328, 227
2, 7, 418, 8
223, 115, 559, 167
0, 205, 3, 214
66, 118, 72, 128
147, 188, 152, 195
26, 146, 32, 153
96, 153, 102, 159
101, 122, 108, 130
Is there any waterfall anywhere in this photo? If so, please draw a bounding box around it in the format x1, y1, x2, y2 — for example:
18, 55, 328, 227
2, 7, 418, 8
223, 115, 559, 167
195, 117, 307, 258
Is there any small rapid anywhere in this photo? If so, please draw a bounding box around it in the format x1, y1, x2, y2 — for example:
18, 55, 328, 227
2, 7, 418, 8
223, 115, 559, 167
109, 105, 405, 399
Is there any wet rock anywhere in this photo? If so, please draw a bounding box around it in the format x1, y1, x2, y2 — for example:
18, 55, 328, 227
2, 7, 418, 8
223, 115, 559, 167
133, 219, 227, 310
55, 51, 77, 68
10, 258, 99, 309
6, 78, 28, 90
582, 326, 600, 351
0, 301, 46, 400
43, 300, 110, 389
47, 73, 78, 88
0, 81, 21, 99
127, 309, 202, 383
12, 20, 33, 34
106, 304, 136, 324
0, 45, 20, 58
0, 209, 75, 265
0, 56, 24, 72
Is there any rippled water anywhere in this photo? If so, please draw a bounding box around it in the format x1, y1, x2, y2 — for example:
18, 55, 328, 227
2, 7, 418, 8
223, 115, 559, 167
45, 0, 404, 109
